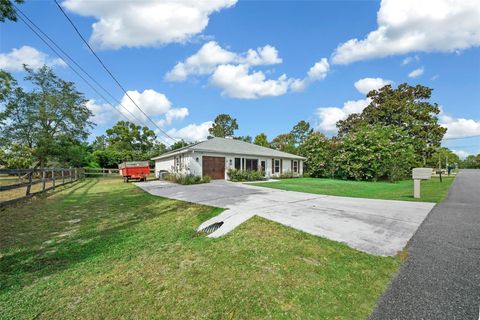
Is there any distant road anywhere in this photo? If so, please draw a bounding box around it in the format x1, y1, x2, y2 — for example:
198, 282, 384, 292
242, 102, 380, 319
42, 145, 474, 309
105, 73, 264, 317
371, 169, 480, 319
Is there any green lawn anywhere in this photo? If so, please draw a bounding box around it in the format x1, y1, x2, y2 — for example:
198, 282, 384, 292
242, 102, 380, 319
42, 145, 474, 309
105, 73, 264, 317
253, 176, 455, 203
0, 178, 399, 319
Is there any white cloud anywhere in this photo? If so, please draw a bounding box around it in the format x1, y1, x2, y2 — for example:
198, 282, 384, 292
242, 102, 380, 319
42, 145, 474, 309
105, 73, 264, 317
210, 64, 290, 99
332, 0, 480, 64
401, 55, 419, 65
440, 114, 480, 139
62, 0, 237, 49
0, 46, 66, 72
354, 77, 392, 95
315, 98, 371, 133
451, 149, 471, 159
315, 77, 392, 133
165, 41, 282, 81
87, 89, 189, 126
243, 45, 283, 66
167, 121, 213, 141
120, 89, 172, 119
165, 41, 328, 98
157, 107, 189, 127
408, 67, 424, 78
291, 58, 330, 92
86, 99, 112, 125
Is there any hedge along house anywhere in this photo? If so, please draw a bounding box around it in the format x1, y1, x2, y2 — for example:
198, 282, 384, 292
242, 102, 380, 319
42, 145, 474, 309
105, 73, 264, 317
152, 137, 305, 180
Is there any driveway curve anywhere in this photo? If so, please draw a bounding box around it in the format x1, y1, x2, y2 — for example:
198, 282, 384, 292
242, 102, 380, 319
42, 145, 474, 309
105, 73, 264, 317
136, 180, 434, 256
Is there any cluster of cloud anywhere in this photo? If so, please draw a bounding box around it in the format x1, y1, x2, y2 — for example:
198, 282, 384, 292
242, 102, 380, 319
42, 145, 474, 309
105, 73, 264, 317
315, 77, 392, 133
165, 41, 282, 81
439, 113, 480, 140
86, 89, 189, 129
62, 0, 237, 49
166, 121, 213, 141
166, 41, 329, 99
0, 46, 66, 72
331, 0, 480, 64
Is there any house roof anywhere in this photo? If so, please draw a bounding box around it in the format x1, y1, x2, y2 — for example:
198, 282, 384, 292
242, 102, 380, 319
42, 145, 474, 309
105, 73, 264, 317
152, 137, 306, 160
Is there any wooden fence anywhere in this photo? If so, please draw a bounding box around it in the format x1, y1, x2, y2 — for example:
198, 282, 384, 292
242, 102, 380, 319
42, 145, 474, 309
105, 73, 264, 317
83, 167, 154, 177
0, 168, 84, 208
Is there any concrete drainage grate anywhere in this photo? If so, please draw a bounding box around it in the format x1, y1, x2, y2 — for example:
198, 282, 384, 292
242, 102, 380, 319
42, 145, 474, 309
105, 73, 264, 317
198, 221, 224, 235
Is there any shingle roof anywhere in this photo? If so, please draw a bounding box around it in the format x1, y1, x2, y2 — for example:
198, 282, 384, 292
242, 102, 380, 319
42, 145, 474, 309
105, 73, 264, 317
152, 137, 306, 160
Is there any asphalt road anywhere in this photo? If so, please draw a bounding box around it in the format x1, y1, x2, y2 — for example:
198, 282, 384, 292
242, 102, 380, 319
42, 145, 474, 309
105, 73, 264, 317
371, 169, 480, 319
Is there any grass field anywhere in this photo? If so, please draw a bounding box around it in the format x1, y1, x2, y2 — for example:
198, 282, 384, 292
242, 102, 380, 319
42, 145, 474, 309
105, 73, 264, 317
253, 176, 455, 203
0, 178, 400, 319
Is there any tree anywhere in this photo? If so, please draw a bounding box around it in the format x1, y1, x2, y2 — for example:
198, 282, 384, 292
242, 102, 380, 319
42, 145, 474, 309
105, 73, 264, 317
208, 114, 238, 138
234, 135, 252, 143
426, 147, 460, 170
0, 0, 23, 23
337, 84, 446, 164
169, 140, 190, 151
254, 133, 270, 147
299, 132, 333, 178
462, 154, 480, 169
334, 125, 417, 182
271, 133, 296, 154
291, 120, 313, 146
0, 66, 93, 168
94, 120, 167, 165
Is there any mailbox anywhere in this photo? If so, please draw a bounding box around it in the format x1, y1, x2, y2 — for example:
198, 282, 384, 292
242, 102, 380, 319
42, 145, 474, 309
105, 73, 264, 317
412, 168, 432, 180
412, 168, 432, 199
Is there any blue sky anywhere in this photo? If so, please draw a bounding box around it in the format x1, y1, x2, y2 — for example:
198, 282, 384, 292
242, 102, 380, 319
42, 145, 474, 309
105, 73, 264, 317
1, 0, 479, 156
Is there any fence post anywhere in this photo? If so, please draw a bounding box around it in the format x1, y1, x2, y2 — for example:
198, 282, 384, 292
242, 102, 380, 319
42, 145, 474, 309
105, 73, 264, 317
103, 168, 106, 177
52, 169, 56, 190
42, 170, 46, 191
25, 169, 33, 196
62, 169, 65, 185
75, 168, 78, 181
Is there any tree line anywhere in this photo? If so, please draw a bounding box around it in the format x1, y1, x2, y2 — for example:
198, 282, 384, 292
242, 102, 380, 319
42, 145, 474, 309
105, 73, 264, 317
1, 66, 476, 180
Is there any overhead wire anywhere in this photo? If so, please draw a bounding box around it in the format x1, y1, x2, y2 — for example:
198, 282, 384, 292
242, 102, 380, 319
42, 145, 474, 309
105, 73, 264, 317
53, 0, 178, 144
13, 4, 172, 146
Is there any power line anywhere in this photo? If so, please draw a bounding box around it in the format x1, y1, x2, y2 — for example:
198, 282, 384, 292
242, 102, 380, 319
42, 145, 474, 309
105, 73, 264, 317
14, 12, 129, 122
443, 134, 480, 141
14, 5, 172, 146
53, 0, 178, 144
14, 5, 152, 131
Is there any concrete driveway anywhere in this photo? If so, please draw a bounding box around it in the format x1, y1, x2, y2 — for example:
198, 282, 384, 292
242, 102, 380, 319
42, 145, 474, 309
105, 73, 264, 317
136, 180, 435, 256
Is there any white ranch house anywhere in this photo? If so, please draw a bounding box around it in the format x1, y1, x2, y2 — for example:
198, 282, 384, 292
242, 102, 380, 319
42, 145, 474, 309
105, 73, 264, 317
152, 137, 305, 180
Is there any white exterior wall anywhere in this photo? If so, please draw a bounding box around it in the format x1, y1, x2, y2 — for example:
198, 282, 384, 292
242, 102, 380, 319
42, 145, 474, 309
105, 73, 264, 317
155, 157, 174, 178
155, 151, 303, 180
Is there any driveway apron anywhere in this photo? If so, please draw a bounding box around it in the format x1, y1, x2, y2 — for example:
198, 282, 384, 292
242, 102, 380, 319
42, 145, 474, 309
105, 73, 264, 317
136, 180, 434, 256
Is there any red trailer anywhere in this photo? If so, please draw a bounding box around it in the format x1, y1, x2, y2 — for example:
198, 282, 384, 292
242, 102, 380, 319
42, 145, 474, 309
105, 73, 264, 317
118, 161, 150, 182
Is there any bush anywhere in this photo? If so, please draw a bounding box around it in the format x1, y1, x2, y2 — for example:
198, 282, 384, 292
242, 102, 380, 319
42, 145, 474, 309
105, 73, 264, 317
227, 169, 265, 182
334, 124, 417, 182
163, 173, 210, 185
278, 171, 295, 179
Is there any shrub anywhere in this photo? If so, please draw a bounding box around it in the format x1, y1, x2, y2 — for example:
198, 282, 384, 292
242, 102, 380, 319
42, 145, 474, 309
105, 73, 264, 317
334, 124, 417, 182
278, 171, 295, 179
163, 173, 210, 185
227, 169, 264, 182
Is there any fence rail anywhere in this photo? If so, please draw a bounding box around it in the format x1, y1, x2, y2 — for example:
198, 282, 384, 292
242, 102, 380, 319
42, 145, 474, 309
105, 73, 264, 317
83, 167, 154, 177
0, 167, 84, 208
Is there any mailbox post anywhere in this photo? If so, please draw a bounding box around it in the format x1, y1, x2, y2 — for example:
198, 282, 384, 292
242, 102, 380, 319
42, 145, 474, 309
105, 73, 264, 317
412, 168, 432, 198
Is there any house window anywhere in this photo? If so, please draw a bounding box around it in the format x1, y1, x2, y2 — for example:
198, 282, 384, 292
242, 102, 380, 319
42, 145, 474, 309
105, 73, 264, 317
245, 159, 258, 171
234, 158, 241, 170
293, 160, 298, 173
274, 159, 280, 173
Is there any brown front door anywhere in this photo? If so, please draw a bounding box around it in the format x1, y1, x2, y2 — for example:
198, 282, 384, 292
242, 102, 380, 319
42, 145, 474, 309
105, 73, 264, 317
202, 156, 225, 179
